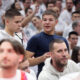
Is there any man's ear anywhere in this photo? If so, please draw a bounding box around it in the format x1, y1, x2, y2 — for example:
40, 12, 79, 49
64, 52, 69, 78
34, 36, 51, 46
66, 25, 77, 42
19, 55, 24, 62
49, 52, 53, 57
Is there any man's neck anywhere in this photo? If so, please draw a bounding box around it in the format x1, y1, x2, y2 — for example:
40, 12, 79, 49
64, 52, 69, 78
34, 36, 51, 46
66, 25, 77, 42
0, 68, 16, 78
5, 27, 14, 36
44, 31, 55, 35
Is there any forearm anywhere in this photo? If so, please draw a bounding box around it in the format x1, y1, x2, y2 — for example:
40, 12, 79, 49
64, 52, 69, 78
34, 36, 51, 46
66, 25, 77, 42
28, 55, 46, 66
21, 9, 36, 27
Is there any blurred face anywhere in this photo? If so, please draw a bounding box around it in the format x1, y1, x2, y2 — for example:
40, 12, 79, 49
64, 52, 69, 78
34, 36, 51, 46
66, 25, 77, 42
24, 0, 31, 9
78, 50, 80, 62
74, 22, 80, 35
72, 13, 80, 21
0, 0, 2, 7
27, 9, 33, 16
51, 42, 68, 67
76, 2, 80, 11
56, 1, 62, 10
53, 7, 60, 17
0, 41, 23, 69
15, 2, 22, 10
42, 15, 56, 34
68, 34, 78, 47
37, 0, 43, 4
47, 3, 55, 10
66, 0, 73, 12
7, 16, 23, 32
32, 17, 42, 29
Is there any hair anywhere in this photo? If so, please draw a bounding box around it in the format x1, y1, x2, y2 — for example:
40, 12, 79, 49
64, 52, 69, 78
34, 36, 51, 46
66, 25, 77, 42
68, 31, 78, 38
33, 16, 41, 19
73, 0, 80, 6
5, 8, 21, 19
25, 7, 32, 14
46, 1, 56, 8
72, 10, 80, 16
49, 39, 65, 51
72, 20, 80, 30
0, 39, 25, 56
71, 46, 80, 63
42, 10, 57, 19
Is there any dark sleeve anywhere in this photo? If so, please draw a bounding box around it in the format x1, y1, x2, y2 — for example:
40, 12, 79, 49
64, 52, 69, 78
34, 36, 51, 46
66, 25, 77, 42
26, 36, 38, 53
62, 37, 69, 52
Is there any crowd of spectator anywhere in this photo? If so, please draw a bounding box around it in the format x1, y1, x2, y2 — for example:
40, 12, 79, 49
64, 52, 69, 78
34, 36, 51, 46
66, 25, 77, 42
0, 0, 80, 80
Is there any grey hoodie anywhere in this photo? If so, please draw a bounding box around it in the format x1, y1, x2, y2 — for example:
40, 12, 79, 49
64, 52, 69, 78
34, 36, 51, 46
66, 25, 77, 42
38, 58, 80, 80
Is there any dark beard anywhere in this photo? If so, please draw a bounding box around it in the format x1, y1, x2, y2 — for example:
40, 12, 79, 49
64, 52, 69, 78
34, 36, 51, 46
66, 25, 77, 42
56, 61, 67, 68
67, 8, 72, 12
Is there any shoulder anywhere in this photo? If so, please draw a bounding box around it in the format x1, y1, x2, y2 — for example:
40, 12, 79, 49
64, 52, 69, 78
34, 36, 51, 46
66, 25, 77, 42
67, 59, 80, 71
59, 72, 80, 80
25, 72, 36, 80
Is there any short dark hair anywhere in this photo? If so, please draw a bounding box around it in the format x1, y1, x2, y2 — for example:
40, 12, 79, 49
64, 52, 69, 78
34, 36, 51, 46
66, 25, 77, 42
72, 10, 80, 16
71, 46, 80, 63
46, 1, 56, 8
5, 8, 21, 18
0, 39, 25, 56
49, 39, 65, 51
42, 10, 57, 19
68, 31, 78, 38
72, 20, 80, 30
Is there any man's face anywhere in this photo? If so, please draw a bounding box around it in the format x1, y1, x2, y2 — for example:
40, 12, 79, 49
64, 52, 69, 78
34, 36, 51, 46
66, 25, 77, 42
0, 41, 23, 69
72, 13, 80, 21
51, 42, 69, 67
68, 34, 78, 47
66, 0, 73, 12
56, 1, 62, 10
7, 16, 23, 32
24, 0, 31, 9
75, 22, 80, 35
32, 17, 42, 28
47, 3, 55, 10
27, 9, 33, 16
0, 0, 2, 7
42, 15, 56, 34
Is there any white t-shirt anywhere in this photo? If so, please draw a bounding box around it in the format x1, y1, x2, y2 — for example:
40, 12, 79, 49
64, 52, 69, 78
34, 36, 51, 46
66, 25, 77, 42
0, 30, 22, 44
0, 69, 36, 80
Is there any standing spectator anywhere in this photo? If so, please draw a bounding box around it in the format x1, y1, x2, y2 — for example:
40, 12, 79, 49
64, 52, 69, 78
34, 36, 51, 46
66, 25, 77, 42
25, 10, 69, 76
31, 0, 46, 18
59, 0, 74, 25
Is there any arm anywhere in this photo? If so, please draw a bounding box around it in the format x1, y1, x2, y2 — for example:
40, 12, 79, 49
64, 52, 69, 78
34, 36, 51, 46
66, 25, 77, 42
21, 5, 38, 27
25, 50, 50, 66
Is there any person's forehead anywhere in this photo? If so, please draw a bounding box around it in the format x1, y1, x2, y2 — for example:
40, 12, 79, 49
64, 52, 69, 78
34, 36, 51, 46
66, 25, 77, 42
0, 41, 13, 49
66, 0, 73, 3
25, 0, 31, 2
53, 42, 66, 49
43, 15, 55, 19
14, 16, 23, 20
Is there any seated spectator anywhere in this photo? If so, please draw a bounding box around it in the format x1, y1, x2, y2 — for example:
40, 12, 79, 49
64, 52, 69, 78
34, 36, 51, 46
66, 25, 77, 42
68, 31, 78, 56
63, 10, 80, 38
71, 46, 80, 64
38, 39, 80, 80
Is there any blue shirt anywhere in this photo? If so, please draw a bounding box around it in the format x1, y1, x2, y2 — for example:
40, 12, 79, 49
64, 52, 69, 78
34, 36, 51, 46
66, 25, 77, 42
26, 32, 69, 75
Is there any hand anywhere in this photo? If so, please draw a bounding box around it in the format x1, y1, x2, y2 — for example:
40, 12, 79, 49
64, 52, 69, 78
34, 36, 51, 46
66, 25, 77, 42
42, 52, 51, 60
